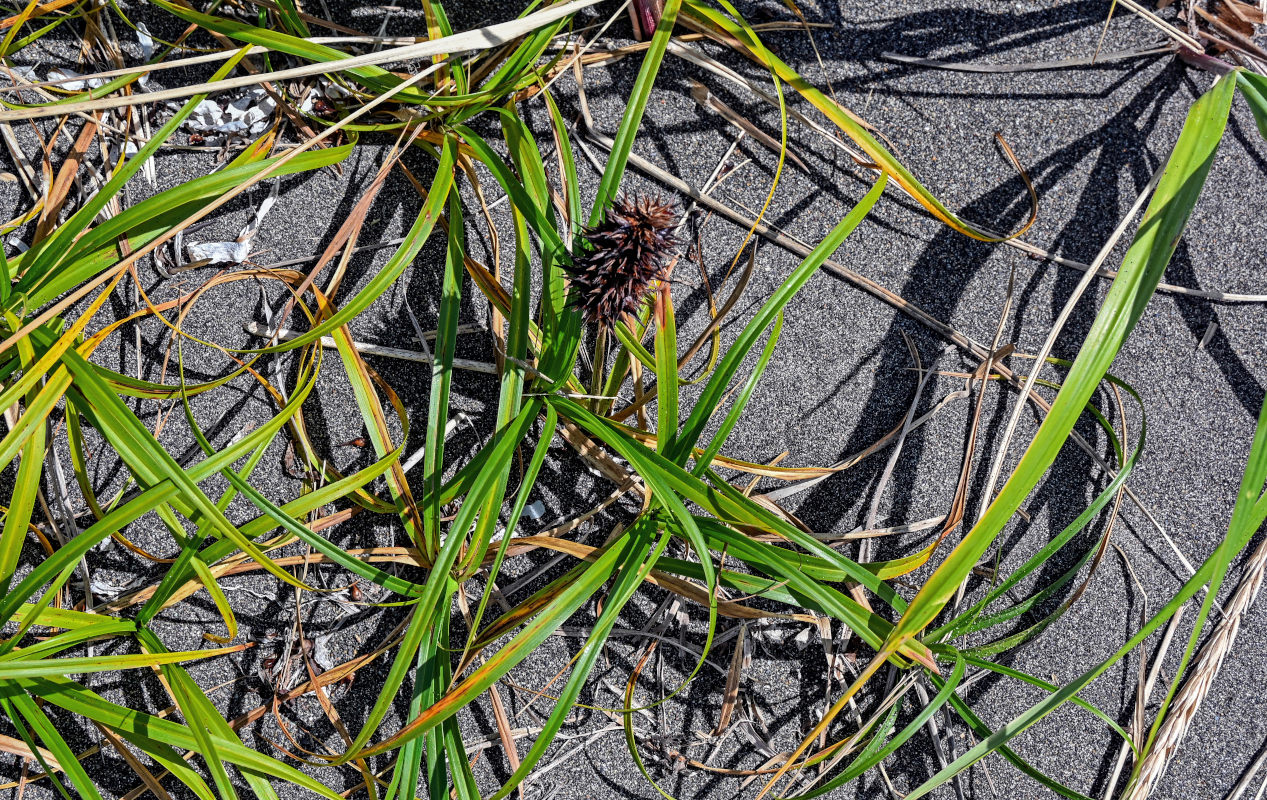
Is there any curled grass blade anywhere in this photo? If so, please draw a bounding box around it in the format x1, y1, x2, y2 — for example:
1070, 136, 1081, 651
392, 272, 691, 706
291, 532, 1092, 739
684, 0, 1036, 242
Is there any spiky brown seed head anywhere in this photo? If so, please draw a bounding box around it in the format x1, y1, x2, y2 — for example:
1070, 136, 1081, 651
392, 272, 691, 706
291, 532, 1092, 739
567, 194, 679, 329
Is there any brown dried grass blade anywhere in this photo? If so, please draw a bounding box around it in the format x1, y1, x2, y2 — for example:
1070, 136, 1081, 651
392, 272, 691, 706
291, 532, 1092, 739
712, 623, 747, 736
34, 117, 96, 241
0, 734, 62, 774
94, 723, 175, 800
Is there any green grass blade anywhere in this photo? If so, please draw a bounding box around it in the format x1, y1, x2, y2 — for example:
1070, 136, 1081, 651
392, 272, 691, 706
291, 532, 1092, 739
347, 521, 644, 760
0, 646, 242, 679
1237, 70, 1267, 139
903, 379, 1267, 799
692, 311, 782, 476
486, 518, 668, 800
653, 286, 679, 454
669, 175, 887, 465
882, 73, 1236, 651
795, 655, 966, 799
589, 0, 683, 223
421, 187, 465, 560
5, 694, 102, 800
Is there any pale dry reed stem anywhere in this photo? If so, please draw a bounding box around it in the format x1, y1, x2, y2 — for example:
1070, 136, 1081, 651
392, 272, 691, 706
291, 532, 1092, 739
1125, 533, 1267, 799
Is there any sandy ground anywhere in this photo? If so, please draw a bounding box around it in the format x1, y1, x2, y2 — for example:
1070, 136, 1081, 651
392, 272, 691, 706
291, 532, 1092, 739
2, 1, 1267, 799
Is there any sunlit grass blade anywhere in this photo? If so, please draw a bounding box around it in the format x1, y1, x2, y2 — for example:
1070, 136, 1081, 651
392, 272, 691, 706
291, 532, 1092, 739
589, 0, 683, 223
691, 311, 782, 476
1237, 71, 1267, 139
901, 296, 1267, 800
421, 188, 465, 560
331, 402, 541, 762
669, 175, 887, 466
4, 693, 102, 800
0, 314, 47, 592
341, 519, 651, 761
795, 655, 966, 799
882, 72, 1236, 653
653, 285, 679, 454
0, 646, 243, 679
484, 518, 669, 800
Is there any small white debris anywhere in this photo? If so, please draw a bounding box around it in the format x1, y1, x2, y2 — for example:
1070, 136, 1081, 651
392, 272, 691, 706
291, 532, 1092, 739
136, 24, 155, 89
89, 575, 142, 599
326, 586, 359, 616
5, 233, 28, 254
185, 181, 279, 265
136, 23, 154, 61
46, 67, 108, 91
1198, 321, 1218, 351
104, 138, 138, 165
310, 634, 335, 671
298, 79, 351, 115
177, 88, 276, 145
523, 500, 546, 520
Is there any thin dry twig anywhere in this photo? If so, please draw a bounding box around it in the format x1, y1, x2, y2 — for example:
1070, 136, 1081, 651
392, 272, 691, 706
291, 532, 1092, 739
242, 322, 497, 374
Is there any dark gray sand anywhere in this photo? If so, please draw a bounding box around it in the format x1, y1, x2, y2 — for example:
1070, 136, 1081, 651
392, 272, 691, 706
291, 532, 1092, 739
2, 1, 1266, 799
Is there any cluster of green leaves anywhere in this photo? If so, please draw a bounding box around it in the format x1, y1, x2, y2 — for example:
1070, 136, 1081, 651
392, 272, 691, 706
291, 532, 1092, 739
2, 1, 1267, 799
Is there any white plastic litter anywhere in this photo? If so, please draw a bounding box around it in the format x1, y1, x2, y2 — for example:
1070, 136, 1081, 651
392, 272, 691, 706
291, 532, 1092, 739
46, 67, 108, 91
178, 88, 277, 144
185, 181, 279, 265
524, 500, 546, 520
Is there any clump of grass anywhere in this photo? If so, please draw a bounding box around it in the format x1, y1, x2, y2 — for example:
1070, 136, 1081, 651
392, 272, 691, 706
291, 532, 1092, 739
0, 2, 1265, 800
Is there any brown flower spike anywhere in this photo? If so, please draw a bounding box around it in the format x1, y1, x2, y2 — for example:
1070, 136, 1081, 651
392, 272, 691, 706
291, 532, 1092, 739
567, 195, 680, 329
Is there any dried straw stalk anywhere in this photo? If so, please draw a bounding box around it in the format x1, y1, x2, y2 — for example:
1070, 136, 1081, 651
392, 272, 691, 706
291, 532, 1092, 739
1125, 532, 1267, 799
